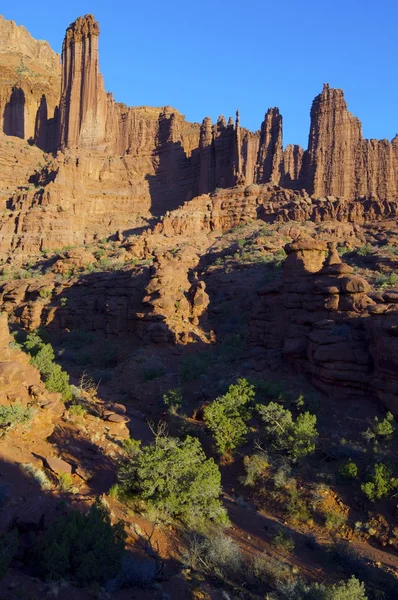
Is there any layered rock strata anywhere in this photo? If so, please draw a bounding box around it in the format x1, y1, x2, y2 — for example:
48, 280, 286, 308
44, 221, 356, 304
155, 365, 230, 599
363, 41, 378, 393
1, 15, 398, 258
250, 241, 398, 413
0, 15, 60, 149
307, 84, 398, 200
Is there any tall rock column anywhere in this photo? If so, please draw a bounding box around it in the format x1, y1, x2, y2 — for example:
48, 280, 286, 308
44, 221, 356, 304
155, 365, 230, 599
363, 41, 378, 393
58, 14, 105, 149
306, 84, 362, 198
199, 117, 214, 194
255, 108, 283, 184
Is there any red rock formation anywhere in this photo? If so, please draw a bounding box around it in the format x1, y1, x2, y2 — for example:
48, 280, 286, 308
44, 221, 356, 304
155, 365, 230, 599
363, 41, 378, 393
307, 83, 398, 199
250, 241, 398, 413
2, 15, 398, 258
255, 108, 283, 184
283, 144, 304, 188
0, 15, 60, 149
58, 15, 103, 149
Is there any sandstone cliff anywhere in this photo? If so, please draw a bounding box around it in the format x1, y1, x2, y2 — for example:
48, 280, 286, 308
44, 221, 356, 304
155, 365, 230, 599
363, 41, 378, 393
307, 83, 398, 200
0, 15, 60, 149
1, 14, 398, 258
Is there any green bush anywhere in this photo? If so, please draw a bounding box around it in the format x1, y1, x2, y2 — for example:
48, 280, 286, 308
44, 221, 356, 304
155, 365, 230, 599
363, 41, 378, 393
39, 287, 52, 299
257, 402, 318, 461
35, 501, 126, 584
121, 437, 141, 457
118, 434, 227, 527
339, 460, 358, 481
58, 472, 73, 492
242, 452, 269, 486
271, 530, 295, 553
203, 378, 255, 455
361, 462, 398, 501
163, 388, 183, 413
24, 332, 72, 401
279, 575, 367, 600
286, 488, 311, 523
0, 404, 34, 430
183, 532, 242, 580
372, 412, 396, 439
356, 243, 373, 257
68, 403, 87, 417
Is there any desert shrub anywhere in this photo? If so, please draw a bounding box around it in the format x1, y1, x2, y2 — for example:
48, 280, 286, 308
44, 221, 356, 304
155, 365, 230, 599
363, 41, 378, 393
22, 463, 51, 490
118, 434, 227, 527
35, 501, 126, 584
372, 412, 396, 439
246, 551, 290, 589
68, 403, 87, 417
24, 332, 72, 401
278, 575, 367, 600
162, 387, 183, 412
286, 487, 311, 523
122, 437, 141, 457
203, 378, 255, 455
361, 462, 398, 501
356, 243, 373, 257
0, 404, 34, 430
257, 402, 318, 461
242, 451, 270, 486
58, 472, 73, 492
322, 509, 347, 531
183, 532, 242, 580
374, 272, 398, 288
272, 529, 295, 553
339, 459, 359, 481
39, 287, 52, 299
0, 530, 18, 580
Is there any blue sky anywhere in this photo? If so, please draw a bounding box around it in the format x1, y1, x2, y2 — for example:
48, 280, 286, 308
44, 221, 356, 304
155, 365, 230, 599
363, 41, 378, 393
2, 0, 397, 148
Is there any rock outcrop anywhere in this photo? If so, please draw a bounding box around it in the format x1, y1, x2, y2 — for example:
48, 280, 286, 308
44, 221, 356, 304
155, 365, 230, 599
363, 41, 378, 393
1, 14, 398, 258
255, 108, 283, 184
307, 84, 398, 200
0, 15, 60, 149
250, 241, 398, 413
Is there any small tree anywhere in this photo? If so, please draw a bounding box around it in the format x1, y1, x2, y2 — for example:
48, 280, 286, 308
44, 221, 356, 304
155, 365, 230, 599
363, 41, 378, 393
373, 412, 396, 439
361, 462, 398, 501
24, 332, 72, 401
257, 401, 318, 461
163, 388, 183, 413
203, 378, 255, 455
339, 460, 358, 481
35, 501, 126, 584
118, 434, 227, 527
242, 452, 270, 486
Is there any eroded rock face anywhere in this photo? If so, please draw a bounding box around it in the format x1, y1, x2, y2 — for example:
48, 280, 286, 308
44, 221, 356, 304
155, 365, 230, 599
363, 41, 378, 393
139, 246, 211, 344
250, 241, 398, 413
0, 14, 398, 259
307, 84, 398, 200
0, 15, 60, 150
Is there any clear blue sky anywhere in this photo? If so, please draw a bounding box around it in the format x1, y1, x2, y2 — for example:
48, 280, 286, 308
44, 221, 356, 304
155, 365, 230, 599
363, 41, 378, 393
2, 0, 397, 148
